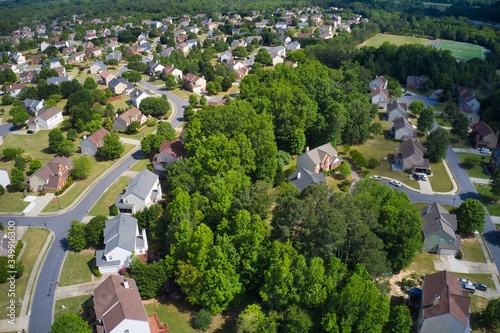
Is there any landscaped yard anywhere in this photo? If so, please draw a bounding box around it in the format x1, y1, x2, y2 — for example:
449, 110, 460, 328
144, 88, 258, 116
474, 183, 500, 216
54, 295, 94, 319
461, 235, 487, 263
59, 249, 95, 286
89, 176, 129, 217
429, 162, 454, 192
457, 153, 490, 179
0, 228, 50, 316
43, 143, 136, 212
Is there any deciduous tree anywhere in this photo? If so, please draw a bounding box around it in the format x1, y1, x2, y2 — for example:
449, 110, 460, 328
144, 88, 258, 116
99, 133, 124, 160
457, 199, 485, 234
67, 220, 87, 251
408, 100, 425, 116
417, 106, 435, 133
451, 112, 470, 140
140, 97, 171, 117
424, 127, 450, 162
51, 313, 90, 333
71, 156, 93, 179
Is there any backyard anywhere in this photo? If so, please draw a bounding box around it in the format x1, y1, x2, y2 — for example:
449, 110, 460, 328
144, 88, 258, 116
0, 228, 50, 316
59, 249, 95, 286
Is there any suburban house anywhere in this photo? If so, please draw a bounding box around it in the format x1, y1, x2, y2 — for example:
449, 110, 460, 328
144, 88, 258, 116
0, 169, 10, 188
113, 107, 146, 132
417, 270, 470, 333
47, 76, 69, 85
115, 170, 162, 214
183, 73, 206, 93
406, 75, 429, 90
146, 61, 165, 76
286, 40, 301, 51
455, 85, 480, 114
27, 106, 63, 130
288, 167, 326, 192
125, 44, 142, 56
93, 276, 153, 333
421, 203, 461, 255
460, 104, 480, 126
108, 78, 134, 95
4, 83, 26, 97
99, 71, 117, 85
370, 87, 389, 105
85, 46, 102, 59
369, 75, 388, 90
23, 98, 44, 114
129, 88, 150, 108
19, 70, 38, 84
68, 51, 85, 64
391, 117, 416, 141
296, 143, 342, 174
270, 53, 284, 66
161, 65, 183, 80
80, 128, 111, 156
22, 156, 73, 193
386, 100, 408, 121
152, 138, 186, 171
105, 50, 122, 62
470, 121, 498, 149
89, 60, 107, 74
394, 139, 430, 173
95, 214, 149, 274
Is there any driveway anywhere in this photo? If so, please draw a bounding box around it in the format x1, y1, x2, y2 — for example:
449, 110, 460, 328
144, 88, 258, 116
398, 92, 440, 108
434, 256, 498, 274
453, 147, 486, 155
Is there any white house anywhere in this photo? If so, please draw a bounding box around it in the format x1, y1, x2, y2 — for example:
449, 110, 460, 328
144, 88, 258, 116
80, 128, 110, 156
115, 170, 162, 214
369, 75, 388, 90
286, 41, 301, 52
23, 99, 45, 115
129, 88, 150, 108
4, 83, 26, 97
371, 87, 389, 105
12, 52, 26, 65
95, 214, 149, 273
161, 65, 183, 80
93, 276, 151, 333
27, 107, 63, 130
89, 60, 107, 74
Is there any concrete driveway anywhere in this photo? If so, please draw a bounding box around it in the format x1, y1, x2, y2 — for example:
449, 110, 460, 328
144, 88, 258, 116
453, 147, 489, 156
434, 256, 498, 274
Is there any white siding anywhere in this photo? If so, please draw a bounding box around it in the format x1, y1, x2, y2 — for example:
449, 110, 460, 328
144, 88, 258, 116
109, 318, 151, 333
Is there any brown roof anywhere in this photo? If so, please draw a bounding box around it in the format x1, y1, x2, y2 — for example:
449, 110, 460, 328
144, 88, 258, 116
371, 86, 389, 98
184, 73, 201, 83
119, 107, 142, 122
5, 83, 26, 92
472, 121, 496, 138
422, 271, 470, 326
23, 156, 73, 190
86, 128, 110, 146
398, 139, 429, 168
93, 276, 149, 332
163, 65, 178, 75
158, 137, 185, 158
37, 106, 62, 120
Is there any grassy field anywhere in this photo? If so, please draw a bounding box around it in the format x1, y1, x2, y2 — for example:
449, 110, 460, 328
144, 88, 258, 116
474, 183, 500, 216
429, 162, 454, 192
0, 228, 50, 316
359, 34, 429, 48
129, 158, 152, 172
89, 176, 129, 216
59, 249, 95, 286
43, 143, 136, 212
54, 295, 94, 319
456, 153, 490, 179
436, 40, 485, 61
461, 235, 487, 263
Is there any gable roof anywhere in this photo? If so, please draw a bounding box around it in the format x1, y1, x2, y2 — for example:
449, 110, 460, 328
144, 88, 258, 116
421, 202, 457, 238
37, 106, 62, 120
23, 156, 72, 188
393, 116, 413, 132
288, 167, 325, 191
387, 100, 407, 113
398, 139, 428, 166
122, 170, 159, 201
371, 86, 389, 98
93, 275, 149, 332
86, 128, 110, 146
301, 143, 338, 165
118, 107, 143, 123
422, 270, 470, 327
472, 121, 496, 138
103, 214, 138, 254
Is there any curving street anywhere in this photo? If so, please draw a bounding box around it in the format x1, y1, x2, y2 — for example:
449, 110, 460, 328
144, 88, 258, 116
0, 90, 186, 332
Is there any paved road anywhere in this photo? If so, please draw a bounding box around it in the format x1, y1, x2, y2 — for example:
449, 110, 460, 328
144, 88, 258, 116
0, 123, 16, 136
139, 80, 188, 128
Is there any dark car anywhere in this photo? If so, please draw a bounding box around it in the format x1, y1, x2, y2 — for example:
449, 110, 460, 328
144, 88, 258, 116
27, 130, 35, 134
474, 283, 488, 291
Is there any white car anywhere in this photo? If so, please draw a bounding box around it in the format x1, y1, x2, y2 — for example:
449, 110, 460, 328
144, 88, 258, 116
479, 148, 491, 154
458, 278, 471, 284
389, 180, 401, 187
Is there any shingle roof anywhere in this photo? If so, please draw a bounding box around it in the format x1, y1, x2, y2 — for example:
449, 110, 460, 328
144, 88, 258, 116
387, 100, 407, 113
371, 86, 389, 97
86, 128, 110, 146
421, 202, 457, 239
301, 143, 338, 165
103, 214, 138, 254
398, 139, 429, 168
122, 170, 159, 201
37, 106, 62, 120
472, 121, 496, 138
393, 116, 412, 131
421, 271, 470, 327
288, 167, 325, 191
93, 275, 149, 333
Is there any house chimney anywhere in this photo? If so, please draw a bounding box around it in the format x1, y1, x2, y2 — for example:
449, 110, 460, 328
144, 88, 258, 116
433, 295, 440, 306
426, 204, 432, 215
305, 146, 309, 152
115, 113, 118, 119
123, 281, 130, 289
297, 172, 301, 179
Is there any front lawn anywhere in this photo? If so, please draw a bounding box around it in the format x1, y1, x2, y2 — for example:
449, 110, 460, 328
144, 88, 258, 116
461, 235, 487, 263
474, 183, 500, 216
0, 228, 50, 316
89, 176, 129, 217
54, 295, 94, 319
2, 131, 54, 164
59, 249, 95, 286
129, 158, 152, 172
456, 153, 490, 179
428, 162, 454, 192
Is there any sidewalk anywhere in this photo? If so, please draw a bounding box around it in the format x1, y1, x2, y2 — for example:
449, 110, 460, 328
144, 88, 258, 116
470, 177, 490, 184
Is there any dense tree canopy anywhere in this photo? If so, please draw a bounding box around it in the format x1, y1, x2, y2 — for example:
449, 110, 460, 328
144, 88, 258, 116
457, 199, 486, 234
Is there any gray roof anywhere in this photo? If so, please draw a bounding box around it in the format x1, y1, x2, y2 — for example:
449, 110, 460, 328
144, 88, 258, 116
122, 169, 158, 201
289, 167, 325, 192
393, 117, 412, 131
91, 60, 106, 70
422, 202, 457, 239
47, 76, 69, 85
387, 100, 407, 113
103, 214, 138, 254
95, 249, 121, 267
301, 143, 338, 165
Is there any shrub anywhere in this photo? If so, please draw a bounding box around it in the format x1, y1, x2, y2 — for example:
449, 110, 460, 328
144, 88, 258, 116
370, 122, 382, 134
401, 277, 416, 288
367, 158, 379, 169
277, 150, 292, 166
111, 206, 119, 216
455, 249, 463, 260
0, 184, 4, 196
350, 150, 367, 168
194, 309, 213, 330
94, 268, 102, 277
338, 180, 352, 192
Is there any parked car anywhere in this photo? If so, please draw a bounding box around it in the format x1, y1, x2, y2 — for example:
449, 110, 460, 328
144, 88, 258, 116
462, 283, 476, 293
27, 130, 35, 134
480, 148, 491, 154
413, 173, 428, 181
474, 283, 488, 291
458, 278, 471, 284
370, 175, 382, 180
389, 180, 401, 187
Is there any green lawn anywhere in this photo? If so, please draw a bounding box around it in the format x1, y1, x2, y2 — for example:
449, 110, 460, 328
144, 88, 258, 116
43, 144, 136, 212
117, 123, 156, 140
407, 252, 439, 276
436, 40, 485, 61
144, 299, 196, 333
129, 158, 152, 172
0, 228, 50, 316
435, 113, 453, 127
457, 153, 490, 179
89, 176, 129, 217
461, 235, 487, 263
450, 272, 496, 291
169, 89, 192, 100
474, 183, 500, 216
59, 249, 95, 286
54, 295, 94, 319
2, 130, 54, 164
429, 162, 454, 192
359, 33, 429, 48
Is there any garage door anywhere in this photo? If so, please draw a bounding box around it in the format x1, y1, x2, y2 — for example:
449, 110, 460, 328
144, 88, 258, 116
99, 266, 118, 274
438, 248, 457, 256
